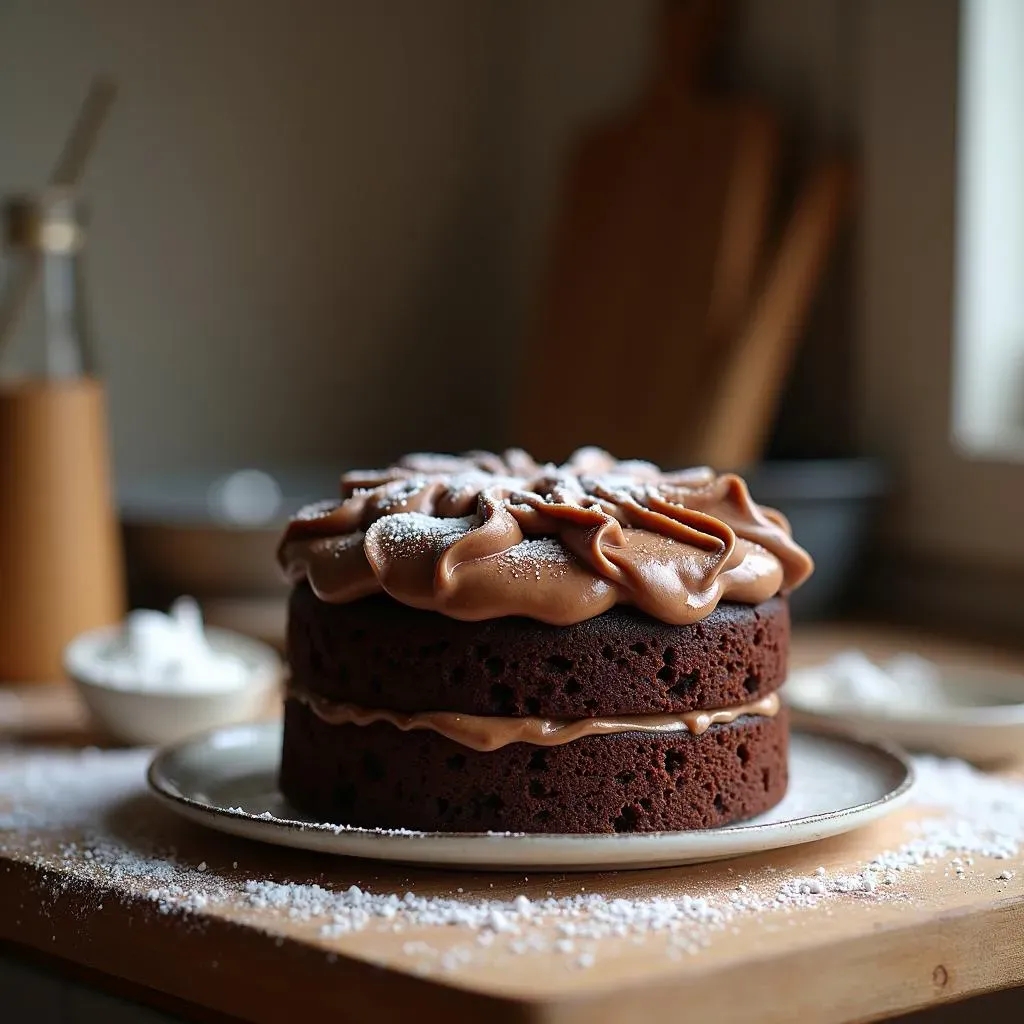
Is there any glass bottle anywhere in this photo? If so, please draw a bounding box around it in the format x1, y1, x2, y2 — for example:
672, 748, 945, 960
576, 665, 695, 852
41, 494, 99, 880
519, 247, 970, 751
0, 188, 94, 380
0, 188, 124, 683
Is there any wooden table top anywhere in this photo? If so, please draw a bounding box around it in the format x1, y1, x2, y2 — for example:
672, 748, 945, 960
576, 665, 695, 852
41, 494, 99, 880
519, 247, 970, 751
1, 623, 1023, 1024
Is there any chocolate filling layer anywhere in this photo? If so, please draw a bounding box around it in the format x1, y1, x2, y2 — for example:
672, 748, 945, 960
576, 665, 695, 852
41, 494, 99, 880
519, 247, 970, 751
287, 682, 781, 753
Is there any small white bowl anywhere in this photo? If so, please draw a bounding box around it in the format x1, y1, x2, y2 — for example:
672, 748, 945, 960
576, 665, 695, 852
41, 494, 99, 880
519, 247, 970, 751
787, 664, 1024, 766
64, 625, 282, 746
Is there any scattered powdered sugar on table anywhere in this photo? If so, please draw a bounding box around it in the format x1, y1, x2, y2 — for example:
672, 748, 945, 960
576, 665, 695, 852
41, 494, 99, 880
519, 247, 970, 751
0, 747, 151, 832
1, 745, 1023, 972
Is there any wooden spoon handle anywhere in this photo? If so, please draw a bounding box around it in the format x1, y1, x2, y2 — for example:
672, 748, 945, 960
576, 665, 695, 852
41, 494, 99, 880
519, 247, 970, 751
695, 159, 853, 470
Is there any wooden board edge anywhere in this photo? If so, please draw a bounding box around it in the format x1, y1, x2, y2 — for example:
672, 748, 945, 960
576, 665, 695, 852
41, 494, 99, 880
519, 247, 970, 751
534, 898, 1024, 1024
0, 939, 242, 1023
5, 854, 1024, 1024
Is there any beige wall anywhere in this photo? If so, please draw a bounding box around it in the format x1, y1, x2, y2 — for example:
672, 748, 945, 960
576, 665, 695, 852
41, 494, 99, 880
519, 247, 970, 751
1, 0, 849, 480
0, 0, 654, 478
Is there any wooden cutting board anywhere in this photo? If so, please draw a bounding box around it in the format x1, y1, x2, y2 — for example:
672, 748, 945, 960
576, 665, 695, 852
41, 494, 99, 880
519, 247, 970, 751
4, 627, 1024, 1024
517, 7, 779, 466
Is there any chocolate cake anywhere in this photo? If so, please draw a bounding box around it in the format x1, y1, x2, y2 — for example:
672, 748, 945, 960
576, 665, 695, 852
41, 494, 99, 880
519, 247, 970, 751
277, 448, 813, 834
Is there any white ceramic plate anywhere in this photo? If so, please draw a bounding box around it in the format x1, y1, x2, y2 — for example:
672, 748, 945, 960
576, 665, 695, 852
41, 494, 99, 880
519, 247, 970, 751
787, 664, 1024, 766
147, 723, 914, 871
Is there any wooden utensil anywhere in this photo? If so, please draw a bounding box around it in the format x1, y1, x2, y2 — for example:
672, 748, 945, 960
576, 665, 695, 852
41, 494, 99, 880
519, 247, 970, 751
692, 160, 852, 470
517, 5, 778, 465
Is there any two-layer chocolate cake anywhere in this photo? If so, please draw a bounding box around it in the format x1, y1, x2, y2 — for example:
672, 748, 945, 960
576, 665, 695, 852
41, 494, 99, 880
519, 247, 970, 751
277, 448, 813, 834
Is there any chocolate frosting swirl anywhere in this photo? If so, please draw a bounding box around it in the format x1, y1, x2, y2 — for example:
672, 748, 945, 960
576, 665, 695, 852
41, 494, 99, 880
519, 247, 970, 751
278, 448, 813, 626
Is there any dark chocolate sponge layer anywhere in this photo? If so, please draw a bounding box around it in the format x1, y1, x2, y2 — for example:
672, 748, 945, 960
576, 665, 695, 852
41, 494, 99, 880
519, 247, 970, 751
287, 587, 789, 717
279, 699, 789, 834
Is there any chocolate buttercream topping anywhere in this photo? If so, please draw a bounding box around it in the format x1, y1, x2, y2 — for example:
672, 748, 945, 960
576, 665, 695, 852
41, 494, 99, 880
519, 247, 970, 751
288, 684, 782, 752
278, 447, 813, 626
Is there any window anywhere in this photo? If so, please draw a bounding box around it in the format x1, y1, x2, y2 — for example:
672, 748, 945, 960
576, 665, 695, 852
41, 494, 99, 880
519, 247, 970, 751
859, 0, 1024, 599
953, 0, 1024, 457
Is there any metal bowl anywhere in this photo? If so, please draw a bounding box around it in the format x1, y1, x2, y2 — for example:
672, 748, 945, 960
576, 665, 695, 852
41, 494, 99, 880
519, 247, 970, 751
744, 458, 887, 621
119, 467, 339, 601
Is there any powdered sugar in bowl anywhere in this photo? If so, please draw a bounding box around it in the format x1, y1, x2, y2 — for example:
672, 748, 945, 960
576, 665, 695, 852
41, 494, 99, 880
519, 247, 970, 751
787, 649, 1024, 766
65, 597, 282, 746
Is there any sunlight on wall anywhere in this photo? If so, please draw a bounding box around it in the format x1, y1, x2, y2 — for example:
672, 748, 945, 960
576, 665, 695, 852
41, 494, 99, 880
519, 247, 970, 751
954, 0, 1024, 457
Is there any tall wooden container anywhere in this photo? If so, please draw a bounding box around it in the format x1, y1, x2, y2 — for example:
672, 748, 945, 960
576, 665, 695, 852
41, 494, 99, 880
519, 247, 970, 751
0, 378, 125, 681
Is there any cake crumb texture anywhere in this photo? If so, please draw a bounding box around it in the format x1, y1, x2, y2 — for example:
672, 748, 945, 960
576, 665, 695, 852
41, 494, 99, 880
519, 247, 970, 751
287, 588, 789, 717
279, 701, 789, 833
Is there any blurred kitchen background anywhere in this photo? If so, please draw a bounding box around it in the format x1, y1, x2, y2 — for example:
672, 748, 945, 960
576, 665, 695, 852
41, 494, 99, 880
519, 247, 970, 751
1, 0, 1022, 655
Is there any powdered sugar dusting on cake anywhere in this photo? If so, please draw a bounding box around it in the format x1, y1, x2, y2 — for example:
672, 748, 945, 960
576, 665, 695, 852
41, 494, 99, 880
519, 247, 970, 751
280, 447, 814, 618
584, 473, 648, 496
364, 477, 430, 515
315, 533, 364, 558
445, 471, 523, 497
396, 453, 474, 474
497, 538, 573, 581
501, 539, 571, 565
293, 499, 341, 522
365, 513, 477, 560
